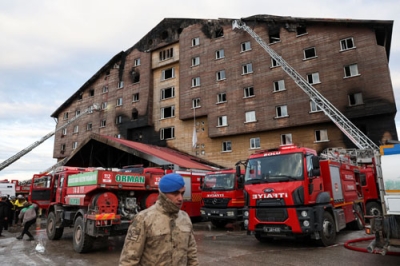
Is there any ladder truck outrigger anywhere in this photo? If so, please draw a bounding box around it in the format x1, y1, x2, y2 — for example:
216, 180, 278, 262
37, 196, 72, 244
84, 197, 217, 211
232, 20, 399, 251
0, 104, 99, 171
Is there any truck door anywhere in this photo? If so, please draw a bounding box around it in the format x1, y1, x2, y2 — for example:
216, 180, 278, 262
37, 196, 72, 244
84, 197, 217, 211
54, 174, 65, 203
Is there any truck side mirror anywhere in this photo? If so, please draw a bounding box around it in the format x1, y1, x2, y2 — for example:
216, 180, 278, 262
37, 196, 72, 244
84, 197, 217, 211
236, 165, 241, 177
237, 175, 244, 188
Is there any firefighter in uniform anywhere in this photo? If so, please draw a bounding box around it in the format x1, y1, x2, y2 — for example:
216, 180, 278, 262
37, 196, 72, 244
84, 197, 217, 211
119, 173, 199, 266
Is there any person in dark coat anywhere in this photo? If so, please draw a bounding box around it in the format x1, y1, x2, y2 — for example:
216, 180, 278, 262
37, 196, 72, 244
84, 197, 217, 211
0, 196, 9, 236
3, 196, 13, 230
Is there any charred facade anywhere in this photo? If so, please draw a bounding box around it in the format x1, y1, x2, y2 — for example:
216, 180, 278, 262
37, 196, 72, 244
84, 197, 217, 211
51, 15, 397, 168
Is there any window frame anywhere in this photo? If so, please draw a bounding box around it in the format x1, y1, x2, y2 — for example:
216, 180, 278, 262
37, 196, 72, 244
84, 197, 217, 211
217, 92, 227, 103
161, 106, 175, 119
245, 111, 256, 123
216, 49, 225, 59
280, 134, 293, 146
344, 64, 359, 78
116, 98, 123, 106
192, 98, 201, 109
273, 80, 286, 92
217, 115, 228, 127
132, 93, 139, 102
250, 137, 260, 149
310, 100, 322, 113
304, 47, 317, 59
100, 119, 106, 128
241, 41, 251, 52
307, 72, 321, 84
275, 105, 288, 118
161, 87, 175, 100
244, 86, 254, 98
191, 77, 201, 87
222, 141, 232, 152
191, 56, 200, 66
161, 67, 175, 80
242, 63, 253, 75
315, 129, 329, 142
192, 37, 200, 47
348, 92, 363, 106
340, 37, 355, 51
160, 127, 175, 140
216, 70, 226, 81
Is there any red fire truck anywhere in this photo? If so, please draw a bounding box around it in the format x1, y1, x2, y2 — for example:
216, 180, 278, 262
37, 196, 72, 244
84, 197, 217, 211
200, 166, 245, 228
239, 145, 365, 246
29, 166, 205, 252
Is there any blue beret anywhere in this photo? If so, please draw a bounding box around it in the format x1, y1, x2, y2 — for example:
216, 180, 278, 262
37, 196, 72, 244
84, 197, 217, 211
159, 173, 185, 193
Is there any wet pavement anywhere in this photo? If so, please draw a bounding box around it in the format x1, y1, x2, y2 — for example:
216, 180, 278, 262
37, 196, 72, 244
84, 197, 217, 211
0, 219, 399, 265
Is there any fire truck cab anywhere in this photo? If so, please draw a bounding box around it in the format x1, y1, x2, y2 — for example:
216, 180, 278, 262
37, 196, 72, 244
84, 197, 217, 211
241, 145, 364, 246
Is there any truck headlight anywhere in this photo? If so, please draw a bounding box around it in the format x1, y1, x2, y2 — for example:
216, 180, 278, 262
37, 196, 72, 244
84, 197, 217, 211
303, 220, 310, 227
301, 211, 308, 217
244, 211, 249, 217
227, 211, 234, 217
244, 219, 249, 226
200, 210, 205, 215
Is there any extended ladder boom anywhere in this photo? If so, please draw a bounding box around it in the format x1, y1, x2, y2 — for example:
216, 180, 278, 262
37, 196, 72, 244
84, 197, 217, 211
232, 20, 378, 151
0, 104, 99, 171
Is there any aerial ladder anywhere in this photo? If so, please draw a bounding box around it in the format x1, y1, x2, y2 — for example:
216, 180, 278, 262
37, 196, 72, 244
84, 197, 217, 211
232, 20, 400, 255
0, 104, 99, 171
232, 20, 378, 151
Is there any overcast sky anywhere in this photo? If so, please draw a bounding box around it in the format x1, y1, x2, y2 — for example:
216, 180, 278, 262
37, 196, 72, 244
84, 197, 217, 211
1, 0, 399, 182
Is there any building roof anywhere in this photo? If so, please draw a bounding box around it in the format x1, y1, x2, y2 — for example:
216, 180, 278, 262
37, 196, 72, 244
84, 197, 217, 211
62, 133, 222, 171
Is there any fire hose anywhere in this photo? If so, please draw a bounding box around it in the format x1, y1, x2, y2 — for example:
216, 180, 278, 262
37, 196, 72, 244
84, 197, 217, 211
343, 208, 400, 256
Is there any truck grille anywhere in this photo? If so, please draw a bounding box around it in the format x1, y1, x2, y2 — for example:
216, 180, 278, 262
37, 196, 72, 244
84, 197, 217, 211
203, 198, 230, 208
256, 198, 287, 222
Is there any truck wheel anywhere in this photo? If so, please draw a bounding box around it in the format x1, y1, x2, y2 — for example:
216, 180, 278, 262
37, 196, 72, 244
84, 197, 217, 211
140, 193, 158, 210
349, 204, 364, 230
317, 211, 336, 247
211, 220, 228, 229
46, 212, 64, 240
73, 216, 94, 253
366, 202, 382, 217
255, 232, 270, 243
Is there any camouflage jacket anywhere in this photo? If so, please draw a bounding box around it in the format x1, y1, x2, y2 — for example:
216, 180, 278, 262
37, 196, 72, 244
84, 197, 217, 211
119, 192, 199, 266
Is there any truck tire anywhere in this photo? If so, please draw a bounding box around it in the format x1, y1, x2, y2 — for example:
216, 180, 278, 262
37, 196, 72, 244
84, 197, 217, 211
140, 193, 158, 210
46, 212, 64, 240
255, 232, 270, 243
366, 202, 382, 217
73, 216, 94, 253
317, 211, 336, 247
211, 220, 228, 229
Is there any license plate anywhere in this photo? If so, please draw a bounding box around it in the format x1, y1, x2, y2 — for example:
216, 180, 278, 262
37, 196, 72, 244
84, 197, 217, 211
264, 227, 280, 233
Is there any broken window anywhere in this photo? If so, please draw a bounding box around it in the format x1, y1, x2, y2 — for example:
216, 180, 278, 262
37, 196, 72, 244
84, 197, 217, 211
161, 106, 175, 119
161, 87, 175, 100
349, 93, 363, 106
296, 25, 307, 36
161, 68, 175, 80
269, 32, 280, 43
315, 129, 328, 142
281, 134, 293, 145
160, 127, 175, 140
89, 89, 94, 97
132, 93, 139, 102
132, 109, 138, 120
304, 47, 316, 59
131, 69, 140, 83
100, 119, 106, 128
307, 72, 320, 84
115, 115, 123, 124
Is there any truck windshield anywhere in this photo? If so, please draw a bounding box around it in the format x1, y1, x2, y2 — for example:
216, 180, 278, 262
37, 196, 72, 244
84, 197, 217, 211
202, 173, 235, 191
245, 153, 304, 183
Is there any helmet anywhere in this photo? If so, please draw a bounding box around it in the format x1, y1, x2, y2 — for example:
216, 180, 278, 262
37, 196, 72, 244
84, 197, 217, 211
17, 194, 24, 199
